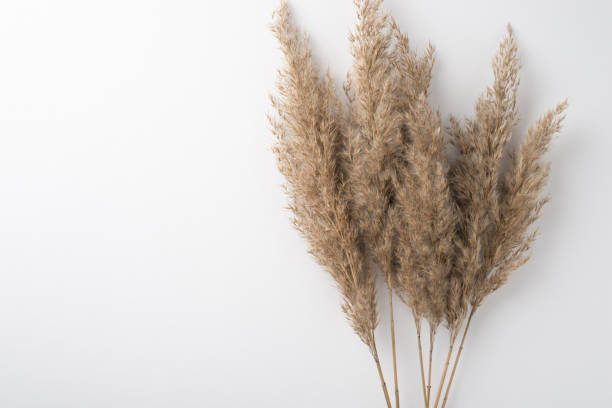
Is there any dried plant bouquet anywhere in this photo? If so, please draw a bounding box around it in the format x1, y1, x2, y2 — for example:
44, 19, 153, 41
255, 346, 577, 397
268, 1, 566, 407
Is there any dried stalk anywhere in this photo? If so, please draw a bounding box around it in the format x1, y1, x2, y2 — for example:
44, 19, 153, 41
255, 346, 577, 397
427, 325, 434, 407
432, 334, 457, 408
415, 318, 427, 408
387, 273, 400, 408
370, 333, 393, 408
441, 309, 476, 408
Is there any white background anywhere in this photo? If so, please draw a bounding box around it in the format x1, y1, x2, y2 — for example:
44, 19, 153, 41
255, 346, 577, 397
0, 0, 609, 407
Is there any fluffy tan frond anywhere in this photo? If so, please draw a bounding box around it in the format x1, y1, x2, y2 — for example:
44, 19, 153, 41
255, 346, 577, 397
482, 101, 567, 298
346, 0, 400, 272
395, 95, 456, 328
449, 26, 522, 308
270, 2, 377, 345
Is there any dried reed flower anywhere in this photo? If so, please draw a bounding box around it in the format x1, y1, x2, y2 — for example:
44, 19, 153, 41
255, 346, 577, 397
344, 2, 403, 405
344, 4, 445, 406
388, 15, 448, 407
395, 93, 457, 407
269, 3, 566, 408
438, 27, 567, 408
269, 0, 379, 347
346, 0, 399, 293
269, 2, 391, 406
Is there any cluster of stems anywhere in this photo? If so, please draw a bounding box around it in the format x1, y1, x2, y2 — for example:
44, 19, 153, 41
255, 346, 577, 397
375, 307, 476, 408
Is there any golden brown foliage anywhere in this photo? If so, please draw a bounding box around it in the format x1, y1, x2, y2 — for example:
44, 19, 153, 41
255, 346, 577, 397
269, 2, 566, 407
449, 26, 567, 313
269, 2, 377, 346
396, 95, 456, 329
346, 0, 399, 283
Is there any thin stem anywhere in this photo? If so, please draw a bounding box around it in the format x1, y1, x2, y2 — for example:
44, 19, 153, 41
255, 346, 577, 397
440, 309, 476, 408
386, 272, 400, 408
414, 317, 427, 408
370, 333, 393, 408
432, 333, 457, 408
427, 324, 434, 408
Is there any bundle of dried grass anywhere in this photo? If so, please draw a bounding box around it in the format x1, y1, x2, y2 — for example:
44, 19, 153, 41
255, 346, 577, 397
440, 27, 567, 408
344, 3, 402, 404
395, 93, 457, 408
269, 3, 391, 405
269, 1, 566, 407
